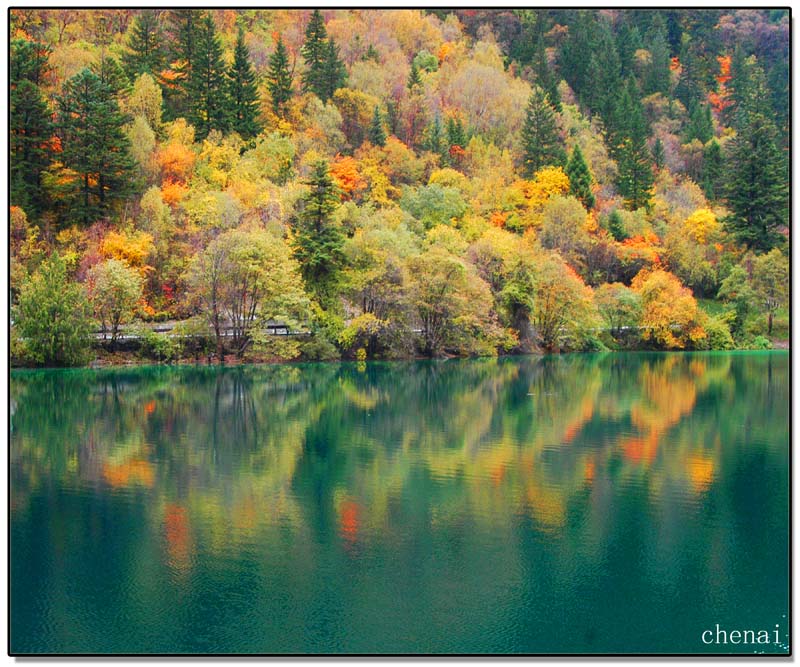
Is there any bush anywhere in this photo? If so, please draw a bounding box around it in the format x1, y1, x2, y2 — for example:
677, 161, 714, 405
750, 335, 773, 350
702, 315, 735, 350
299, 336, 341, 361
133, 325, 181, 363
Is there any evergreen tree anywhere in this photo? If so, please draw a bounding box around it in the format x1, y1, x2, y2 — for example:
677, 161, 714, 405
724, 111, 788, 251
685, 102, 713, 144
92, 56, 130, 99
701, 139, 723, 201
227, 27, 262, 139
301, 9, 328, 99
267, 36, 293, 118
163, 10, 199, 121
57, 68, 137, 224
122, 11, 166, 81
643, 16, 672, 96
532, 36, 561, 111
652, 137, 666, 170
10, 38, 53, 217
520, 86, 565, 177
675, 32, 702, 110
446, 115, 467, 150
321, 37, 347, 101
566, 146, 595, 209
368, 105, 387, 146
407, 60, 422, 90
616, 20, 642, 77
605, 209, 628, 241
424, 114, 445, 157
188, 12, 229, 139
614, 80, 653, 210
292, 160, 345, 303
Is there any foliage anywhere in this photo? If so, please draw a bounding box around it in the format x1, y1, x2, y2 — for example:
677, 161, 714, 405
13, 252, 91, 366
87, 258, 144, 342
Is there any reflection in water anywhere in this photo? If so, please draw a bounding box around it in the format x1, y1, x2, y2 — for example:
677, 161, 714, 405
10, 353, 789, 654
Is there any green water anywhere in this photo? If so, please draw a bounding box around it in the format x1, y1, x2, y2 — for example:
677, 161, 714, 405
10, 352, 789, 654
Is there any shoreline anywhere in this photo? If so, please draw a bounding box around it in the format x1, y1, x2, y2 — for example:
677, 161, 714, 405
10, 342, 790, 372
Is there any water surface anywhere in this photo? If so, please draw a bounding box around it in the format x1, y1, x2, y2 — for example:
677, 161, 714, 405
10, 352, 789, 654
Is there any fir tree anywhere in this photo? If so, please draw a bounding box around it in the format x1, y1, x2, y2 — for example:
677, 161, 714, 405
10, 39, 53, 217
267, 36, 293, 118
685, 102, 713, 144
724, 111, 788, 251
292, 160, 345, 303
643, 16, 672, 96
424, 114, 445, 157
652, 137, 666, 171
701, 139, 723, 202
57, 68, 137, 224
533, 36, 561, 111
614, 79, 653, 210
407, 60, 422, 90
301, 9, 328, 99
163, 10, 198, 121
321, 37, 347, 101
446, 115, 467, 150
188, 12, 229, 139
605, 210, 628, 241
520, 86, 565, 177
368, 105, 387, 146
566, 146, 595, 209
227, 27, 262, 139
122, 11, 166, 81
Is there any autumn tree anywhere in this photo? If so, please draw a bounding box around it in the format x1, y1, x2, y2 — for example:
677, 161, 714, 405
595, 283, 641, 338
57, 68, 137, 224
751, 249, 789, 336
267, 36, 293, 118
87, 258, 144, 343
521, 86, 565, 177
162, 9, 199, 121
227, 27, 262, 140
13, 253, 91, 366
292, 160, 346, 304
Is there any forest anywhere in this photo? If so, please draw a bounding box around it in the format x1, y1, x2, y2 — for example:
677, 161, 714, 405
9, 8, 790, 367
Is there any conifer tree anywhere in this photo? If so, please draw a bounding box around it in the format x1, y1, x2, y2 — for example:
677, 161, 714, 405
532, 36, 561, 111
301, 9, 328, 99
163, 10, 198, 121
701, 139, 722, 201
446, 115, 467, 150
407, 60, 422, 90
10, 39, 53, 217
267, 36, 293, 118
122, 11, 166, 81
614, 80, 653, 210
643, 16, 672, 96
685, 102, 713, 144
227, 27, 262, 139
292, 160, 345, 303
368, 105, 387, 146
321, 37, 347, 101
724, 110, 787, 251
58, 68, 137, 224
520, 86, 565, 177
652, 137, 666, 171
566, 146, 595, 209
188, 12, 229, 139
424, 114, 444, 157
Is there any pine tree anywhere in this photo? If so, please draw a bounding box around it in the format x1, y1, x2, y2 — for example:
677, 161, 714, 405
520, 86, 565, 177
292, 160, 345, 303
188, 12, 229, 139
643, 16, 672, 96
10, 39, 53, 217
321, 37, 347, 101
532, 36, 561, 111
57, 68, 137, 224
675, 32, 702, 110
407, 60, 422, 91
301, 9, 328, 99
227, 27, 262, 139
605, 209, 628, 241
368, 105, 387, 146
614, 79, 653, 210
652, 137, 666, 170
163, 10, 198, 121
446, 115, 467, 150
267, 36, 293, 118
701, 139, 723, 201
724, 110, 787, 251
92, 56, 130, 99
685, 102, 713, 144
424, 114, 444, 157
566, 146, 595, 209
122, 11, 166, 81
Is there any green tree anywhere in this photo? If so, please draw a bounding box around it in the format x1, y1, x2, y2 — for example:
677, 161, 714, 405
188, 12, 229, 139
13, 253, 91, 366
227, 27, 262, 140
613, 80, 653, 210
122, 11, 166, 81
301, 9, 329, 100
595, 282, 641, 338
751, 249, 788, 336
652, 137, 666, 171
717, 264, 756, 337
58, 68, 137, 224
163, 9, 199, 121
643, 16, 672, 96
292, 160, 346, 303
724, 110, 788, 252
87, 258, 144, 343
565, 145, 595, 209
685, 102, 713, 144
407, 60, 422, 90
701, 139, 723, 201
10, 38, 53, 217
368, 105, 387, 146
520, 86, 565, 177
267, 36, 293, 118
321, 37, 347, 101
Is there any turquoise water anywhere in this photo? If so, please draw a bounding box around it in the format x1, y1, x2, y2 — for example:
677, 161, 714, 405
10, 352, 789, 654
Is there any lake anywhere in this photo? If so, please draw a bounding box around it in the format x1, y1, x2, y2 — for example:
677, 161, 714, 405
10, 352, 789, 654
